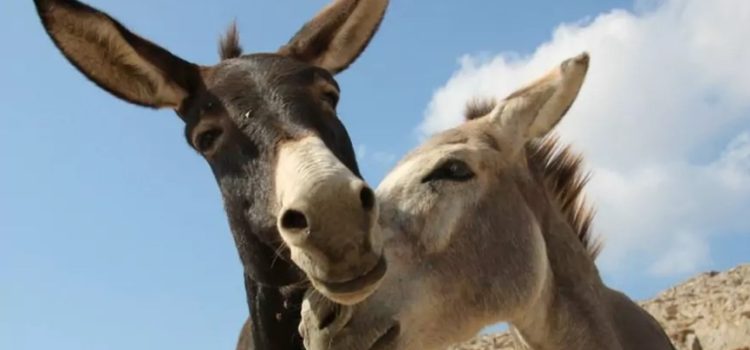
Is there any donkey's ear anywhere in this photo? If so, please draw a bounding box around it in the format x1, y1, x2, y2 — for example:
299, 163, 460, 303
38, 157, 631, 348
278, 0, 389, 74
490, 53, 590, 139
34, 0, 201, 109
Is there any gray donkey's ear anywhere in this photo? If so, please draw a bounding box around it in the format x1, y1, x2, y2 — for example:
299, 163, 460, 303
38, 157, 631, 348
489, 53, 590, 139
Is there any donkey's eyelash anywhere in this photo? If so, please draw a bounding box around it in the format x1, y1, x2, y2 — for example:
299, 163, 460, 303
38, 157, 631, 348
194, 129, 223, 153
322, 90, 340, 107
421, 159, 475, 183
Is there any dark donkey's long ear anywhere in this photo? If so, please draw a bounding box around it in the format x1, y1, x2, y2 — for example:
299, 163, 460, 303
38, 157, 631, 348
278, 0, 389, 74
34, 0, 201, 109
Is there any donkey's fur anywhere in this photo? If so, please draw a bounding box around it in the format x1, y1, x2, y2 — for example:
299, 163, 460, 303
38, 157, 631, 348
219, 22, 243, 60
526, 137, 603, 260
300, 53, 675, 350
34, 1, 389, 349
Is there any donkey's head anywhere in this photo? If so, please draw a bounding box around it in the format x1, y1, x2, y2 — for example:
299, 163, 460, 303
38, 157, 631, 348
300, 53, 591, 350
34, 0, 388, 305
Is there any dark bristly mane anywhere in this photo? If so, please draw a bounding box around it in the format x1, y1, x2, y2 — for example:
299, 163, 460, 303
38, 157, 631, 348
219, 22, 243, 60
463, 101, 602, 259
464, 97, 496, 120
528, 136, 603, 259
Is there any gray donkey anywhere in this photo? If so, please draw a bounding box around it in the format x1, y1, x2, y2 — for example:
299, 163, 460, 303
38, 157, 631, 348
299, 53, 675, 350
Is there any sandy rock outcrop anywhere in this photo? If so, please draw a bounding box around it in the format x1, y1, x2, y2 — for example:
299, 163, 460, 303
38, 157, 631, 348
450, 264, 750, 350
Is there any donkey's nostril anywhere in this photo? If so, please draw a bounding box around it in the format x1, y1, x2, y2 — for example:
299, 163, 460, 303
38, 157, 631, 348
280, 209, 308, 230
359, 186, 375, 211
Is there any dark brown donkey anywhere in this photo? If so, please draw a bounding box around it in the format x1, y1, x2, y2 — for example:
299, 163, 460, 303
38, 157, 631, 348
33, 0, 389, 349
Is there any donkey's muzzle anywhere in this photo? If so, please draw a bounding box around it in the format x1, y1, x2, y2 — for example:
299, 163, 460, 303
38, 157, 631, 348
315, 255, 386, 294
275, 135, 385, 305
279, 186, 376, 234
279, 180, 385, 305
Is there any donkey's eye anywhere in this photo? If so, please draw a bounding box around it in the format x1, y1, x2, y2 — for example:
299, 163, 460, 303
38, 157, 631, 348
322, 91, 339, 108
195, 129, 223, 153
421, 159, 475, 183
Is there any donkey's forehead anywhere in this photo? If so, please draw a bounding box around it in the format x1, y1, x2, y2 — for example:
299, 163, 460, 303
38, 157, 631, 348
382, 138, 488, 191
382, 122, 502, 188
378, 143, 464, 192
207, 54, 338, 89
416, 121, 501, 155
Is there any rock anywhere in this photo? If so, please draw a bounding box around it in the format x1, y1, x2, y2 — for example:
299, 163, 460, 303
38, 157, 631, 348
642, 264, 750, 350
449, 264, 750, 350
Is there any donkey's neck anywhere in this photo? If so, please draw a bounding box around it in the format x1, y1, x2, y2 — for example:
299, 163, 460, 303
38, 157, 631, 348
511, 270, 621, 350
512, 186, 621, 349
244, 274, 306, 350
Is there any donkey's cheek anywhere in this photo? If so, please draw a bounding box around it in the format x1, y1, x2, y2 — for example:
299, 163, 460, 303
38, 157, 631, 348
418, 199, 462, 253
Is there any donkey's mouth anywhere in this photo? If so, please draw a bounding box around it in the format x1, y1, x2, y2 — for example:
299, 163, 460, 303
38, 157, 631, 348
315, 255, 387, 295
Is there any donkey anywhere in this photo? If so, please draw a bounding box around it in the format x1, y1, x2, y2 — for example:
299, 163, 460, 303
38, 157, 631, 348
300, 53, 676, 350
33, 0, 389, 348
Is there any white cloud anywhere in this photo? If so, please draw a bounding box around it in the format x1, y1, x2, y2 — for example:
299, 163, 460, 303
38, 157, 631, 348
371, 151, 397, 166
649, 232, 710, 276
420, 0, 750, 277
356, 144, 397, 169
356, 144, 368, 164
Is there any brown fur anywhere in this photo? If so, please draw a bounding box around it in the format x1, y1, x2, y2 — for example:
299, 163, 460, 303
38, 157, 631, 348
33, 1, 391, 349
464, 97, 496, 120
219, 21, 243, 60
278, 0, 389, 74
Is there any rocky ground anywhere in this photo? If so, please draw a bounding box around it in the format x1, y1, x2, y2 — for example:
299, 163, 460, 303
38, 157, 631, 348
450, 264, 750, 350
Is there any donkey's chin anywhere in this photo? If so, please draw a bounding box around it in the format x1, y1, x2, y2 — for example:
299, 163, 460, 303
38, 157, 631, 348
311, 256, 387, 305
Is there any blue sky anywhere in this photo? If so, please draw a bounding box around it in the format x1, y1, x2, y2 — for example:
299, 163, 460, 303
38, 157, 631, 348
2, 0, 748, 349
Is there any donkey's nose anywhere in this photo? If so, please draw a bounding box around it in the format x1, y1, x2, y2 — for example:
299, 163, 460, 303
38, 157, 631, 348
359, 185, 376, 212
280, 209, 309, 231
278, 183, 376, 236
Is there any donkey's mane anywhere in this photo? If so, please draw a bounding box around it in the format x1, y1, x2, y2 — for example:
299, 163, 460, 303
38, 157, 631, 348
219, 22, 243, 60
465, 100, 603, 259
465, 97, 496, 120
528, 138, 602, 259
